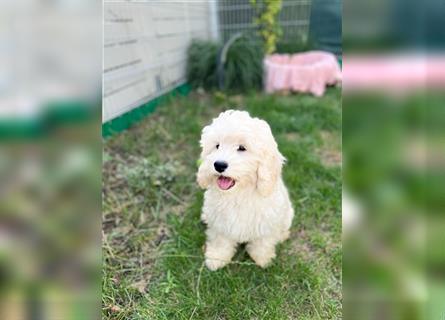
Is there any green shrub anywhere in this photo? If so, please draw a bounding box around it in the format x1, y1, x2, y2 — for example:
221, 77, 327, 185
186, 40, 219, 90
224, 37, 264, 91
186, 37, 264, 92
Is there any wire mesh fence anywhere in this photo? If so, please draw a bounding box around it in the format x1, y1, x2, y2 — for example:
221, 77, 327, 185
217, 0, 312, 43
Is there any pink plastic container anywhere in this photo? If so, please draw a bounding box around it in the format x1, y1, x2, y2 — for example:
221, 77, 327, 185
264, 51, 342, 96
343, 54, 445, 93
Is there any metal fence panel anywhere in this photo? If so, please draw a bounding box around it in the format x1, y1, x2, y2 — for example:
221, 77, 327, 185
218, 0, 311, 43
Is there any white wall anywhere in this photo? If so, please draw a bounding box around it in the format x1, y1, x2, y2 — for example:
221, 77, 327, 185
103, 0, 212, 123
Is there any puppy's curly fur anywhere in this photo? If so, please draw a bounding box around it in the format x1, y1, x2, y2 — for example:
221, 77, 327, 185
197, 110, 294, 270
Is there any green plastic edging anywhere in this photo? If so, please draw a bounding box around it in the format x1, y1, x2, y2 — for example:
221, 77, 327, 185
0, 119, 45, 140
0, 101, 97, 140
102, 83, 191, 138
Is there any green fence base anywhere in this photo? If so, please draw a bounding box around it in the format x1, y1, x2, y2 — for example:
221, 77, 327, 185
0, 101, 96, 141
102, 83, 191, 138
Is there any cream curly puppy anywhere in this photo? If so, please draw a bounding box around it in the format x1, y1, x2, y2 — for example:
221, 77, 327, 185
197, 110, 294, 270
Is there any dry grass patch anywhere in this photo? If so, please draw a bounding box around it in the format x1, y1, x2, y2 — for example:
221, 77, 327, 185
317, 130, 342, 167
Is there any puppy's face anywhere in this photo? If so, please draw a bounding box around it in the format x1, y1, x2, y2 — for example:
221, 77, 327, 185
197, 110, 284, 196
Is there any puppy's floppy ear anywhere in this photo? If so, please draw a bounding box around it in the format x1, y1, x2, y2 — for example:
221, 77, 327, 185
196, 123, 213, 189
257, 148, 285, 196
255, 120, 285, 196
196, 161, 211, 189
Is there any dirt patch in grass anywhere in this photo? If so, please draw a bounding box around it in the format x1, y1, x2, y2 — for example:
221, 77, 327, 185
289, 229, 314, 261
228, 94, 245, 106
284, 132, 301, 142
317, 130, 342, 167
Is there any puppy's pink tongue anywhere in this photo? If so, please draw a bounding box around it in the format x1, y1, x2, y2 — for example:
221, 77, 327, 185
217, 176, 235, 190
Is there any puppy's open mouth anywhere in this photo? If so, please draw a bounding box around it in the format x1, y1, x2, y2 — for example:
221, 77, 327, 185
217, 176, 235, 190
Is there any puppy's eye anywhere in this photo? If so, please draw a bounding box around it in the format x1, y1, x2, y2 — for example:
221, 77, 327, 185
237, 145, 246, 151
216, 144, 219, 149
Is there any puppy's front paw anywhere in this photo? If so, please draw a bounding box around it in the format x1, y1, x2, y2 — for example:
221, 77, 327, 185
247, 244, 276, 268
205, 257, 229, 271
204, 235, 237, 271
250, 252, 275, 268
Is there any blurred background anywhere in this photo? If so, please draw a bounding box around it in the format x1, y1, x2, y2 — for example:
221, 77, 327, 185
343, 0, 445, 319
0, 0, 101, 319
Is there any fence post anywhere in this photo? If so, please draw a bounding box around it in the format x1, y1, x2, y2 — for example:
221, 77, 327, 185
209, 0, 219, 41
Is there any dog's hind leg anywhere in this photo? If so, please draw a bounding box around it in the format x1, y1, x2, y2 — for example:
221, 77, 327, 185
204, 230, 237, 271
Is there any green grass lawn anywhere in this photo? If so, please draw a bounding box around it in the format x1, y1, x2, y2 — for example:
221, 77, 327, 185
102, 88, 342, 319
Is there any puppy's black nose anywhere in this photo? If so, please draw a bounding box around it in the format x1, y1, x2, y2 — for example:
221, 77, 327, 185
214, 161, 228, 173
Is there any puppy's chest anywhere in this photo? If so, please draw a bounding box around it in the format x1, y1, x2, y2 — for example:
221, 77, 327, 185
203, 192, 275, 241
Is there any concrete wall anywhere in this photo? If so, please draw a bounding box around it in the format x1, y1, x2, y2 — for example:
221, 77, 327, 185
103, 0, 212, 123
